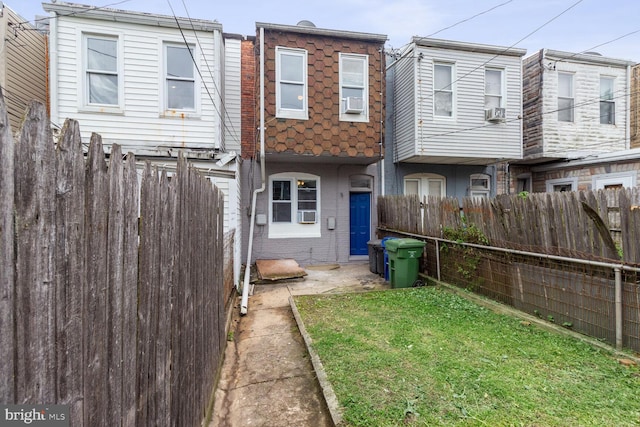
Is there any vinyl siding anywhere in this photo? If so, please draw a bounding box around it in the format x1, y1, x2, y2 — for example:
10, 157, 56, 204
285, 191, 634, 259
1, 7, 48, 133
223, 37, 242, 153
541, 58, 629, 156
52, 15, 223, 153
411, 45, 523, 161
391, 50, 417, 162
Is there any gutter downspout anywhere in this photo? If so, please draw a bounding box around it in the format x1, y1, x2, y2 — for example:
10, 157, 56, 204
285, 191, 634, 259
626, 64, 631, 150
241, 27, 266, 315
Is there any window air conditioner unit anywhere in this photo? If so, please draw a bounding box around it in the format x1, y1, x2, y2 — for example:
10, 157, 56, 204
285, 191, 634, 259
344, 97, 364, 114
297, 210, 317, 224
485, 107, 506, 122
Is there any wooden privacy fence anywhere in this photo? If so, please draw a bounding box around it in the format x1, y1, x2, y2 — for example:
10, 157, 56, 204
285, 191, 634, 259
379, 189, 640, 264
0, 97, 228, 426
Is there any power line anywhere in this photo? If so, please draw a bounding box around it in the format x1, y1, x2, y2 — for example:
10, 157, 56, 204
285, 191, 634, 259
15, 0, 133, 28
422, 0, 514, 39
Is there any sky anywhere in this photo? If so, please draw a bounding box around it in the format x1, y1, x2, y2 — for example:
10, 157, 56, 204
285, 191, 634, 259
10, 0, 640, 62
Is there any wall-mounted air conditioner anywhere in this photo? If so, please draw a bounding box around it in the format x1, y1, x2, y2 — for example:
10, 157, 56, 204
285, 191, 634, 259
344, 97, 364, 114
485, 107, 506, 122
297, 210, 317, 224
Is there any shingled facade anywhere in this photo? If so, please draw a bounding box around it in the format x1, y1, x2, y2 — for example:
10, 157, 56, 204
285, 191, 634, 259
241, 21, 387, 265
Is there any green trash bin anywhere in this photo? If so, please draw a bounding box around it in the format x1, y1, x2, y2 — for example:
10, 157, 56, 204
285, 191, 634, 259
384, 238, 426, 288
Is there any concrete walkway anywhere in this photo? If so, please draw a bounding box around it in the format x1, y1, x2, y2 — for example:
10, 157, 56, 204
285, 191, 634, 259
210, 262, 388, 426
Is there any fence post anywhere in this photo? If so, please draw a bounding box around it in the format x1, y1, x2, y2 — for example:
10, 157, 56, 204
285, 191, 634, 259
436, 240, 441, 282
615, 267, 622, 350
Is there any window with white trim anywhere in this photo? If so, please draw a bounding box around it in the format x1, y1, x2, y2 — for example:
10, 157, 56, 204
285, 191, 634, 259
84, 34, 119, 106
404, 173, 445, 199
558, 72, 574, 122
434, 63, 454, 117
593, 172, 635, 190
484, 68, 503, 109
165, 43, 196, 110
469, 173, 490, 198
340, 53, 368, 122
600, 77, 615, 125
276, 47, 308, 119
546, 177, 577, 192
269, 173, 320, 238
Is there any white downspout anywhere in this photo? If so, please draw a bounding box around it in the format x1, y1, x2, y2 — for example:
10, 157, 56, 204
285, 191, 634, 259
241, 27, 266, 315
626, 64, 631, 150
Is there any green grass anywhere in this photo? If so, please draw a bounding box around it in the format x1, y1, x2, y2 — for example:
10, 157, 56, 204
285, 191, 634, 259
294, 287, 640, 426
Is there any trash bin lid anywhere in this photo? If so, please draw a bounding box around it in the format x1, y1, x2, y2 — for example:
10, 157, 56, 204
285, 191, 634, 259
385, 238, 425, 251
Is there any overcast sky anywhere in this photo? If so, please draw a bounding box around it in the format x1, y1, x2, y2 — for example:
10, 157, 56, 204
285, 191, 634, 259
11, 0, 640, 62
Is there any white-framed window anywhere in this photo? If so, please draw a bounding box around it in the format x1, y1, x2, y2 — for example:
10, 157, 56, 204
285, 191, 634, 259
593, 172, 635, 190
83, 33, 122, 109
434, 63, 454, 117
484, 68, 503, 109
546, 177, 577, 192
269, 172, 320, 238
165, 43, 196, 111
404, 173, 445, 199
600, 77, 615, 125
469, 173, 490, 198
276, 47, 308, 120
339, 53, 368, 122
558, 72, 574, 122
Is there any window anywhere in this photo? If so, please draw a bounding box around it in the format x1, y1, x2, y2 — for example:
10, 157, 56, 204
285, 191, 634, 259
469, 173, 490, 198
404, 173, 445, 199
269, 173, 320, 238
593, 172, 635, 190
434, 63, 453, 117
485, 68, 503, 109
600, 77, 615, 125
276, 47, 307, 119
558, 73, 574, 122
546, 177, 577, 192
165, 44, 195, 110
85, 34, 119, 106
340, 53, 368, 122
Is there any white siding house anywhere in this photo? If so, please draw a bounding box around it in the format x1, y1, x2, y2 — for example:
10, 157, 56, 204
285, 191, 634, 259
512, 49, 638, 194
44, 2, 242, 284
385, 37, 526, 200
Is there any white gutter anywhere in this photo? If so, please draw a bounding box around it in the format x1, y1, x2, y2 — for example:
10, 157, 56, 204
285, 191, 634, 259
241, 27, 266, 315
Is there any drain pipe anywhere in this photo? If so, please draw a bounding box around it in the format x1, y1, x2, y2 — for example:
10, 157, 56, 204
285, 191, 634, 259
241, 27, 266, 315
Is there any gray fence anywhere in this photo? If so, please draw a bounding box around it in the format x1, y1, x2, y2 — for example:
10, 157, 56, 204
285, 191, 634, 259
0, 96, 231, 426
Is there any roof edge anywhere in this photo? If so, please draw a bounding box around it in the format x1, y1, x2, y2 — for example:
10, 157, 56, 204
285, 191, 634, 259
256, 22, 387, 43
42, 2, 223, 32
412, 36, 527, 57
543, 49, 636, 67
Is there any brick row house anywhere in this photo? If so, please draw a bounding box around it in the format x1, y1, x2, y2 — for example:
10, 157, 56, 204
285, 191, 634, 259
240, 21, 387, 267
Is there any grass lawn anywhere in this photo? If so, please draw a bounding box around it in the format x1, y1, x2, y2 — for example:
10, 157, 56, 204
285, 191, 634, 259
294, 287, 640, 426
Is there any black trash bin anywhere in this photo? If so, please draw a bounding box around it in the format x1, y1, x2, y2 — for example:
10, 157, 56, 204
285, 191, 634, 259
367, 239, 383, 274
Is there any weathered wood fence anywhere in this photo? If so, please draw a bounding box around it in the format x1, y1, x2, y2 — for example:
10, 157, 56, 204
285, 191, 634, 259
379, 189, 640, 264
0, 97, 231, 426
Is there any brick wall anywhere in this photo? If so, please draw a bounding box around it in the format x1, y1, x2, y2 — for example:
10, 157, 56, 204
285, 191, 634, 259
241, 38, 257, 159
259, 29, 385, 161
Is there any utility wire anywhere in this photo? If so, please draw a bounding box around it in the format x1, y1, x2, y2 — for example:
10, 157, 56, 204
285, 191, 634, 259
178, 0, 242, 147
422, 0, 514, 39
15, 0, 132, 28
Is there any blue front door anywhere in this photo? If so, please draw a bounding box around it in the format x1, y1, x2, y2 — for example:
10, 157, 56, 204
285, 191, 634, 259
350, 192, 370, 255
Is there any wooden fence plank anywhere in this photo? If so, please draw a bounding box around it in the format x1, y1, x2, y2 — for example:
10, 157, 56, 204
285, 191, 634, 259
122, 154, 138, 426
14, 101, 56, 404
54, 119, 85, 426
0, 89, 15, 403
84, 133, 110, 426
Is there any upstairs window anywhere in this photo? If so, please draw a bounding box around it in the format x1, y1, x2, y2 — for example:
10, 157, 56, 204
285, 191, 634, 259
558, 72, 574, 122
276, 47, 308, 120
85, 35, 119, 106
484, 68, 503, 109
600, 77, 615, 125
340, 53, 368, 122
434, 63, 454, 117
165, 44, 196, 110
